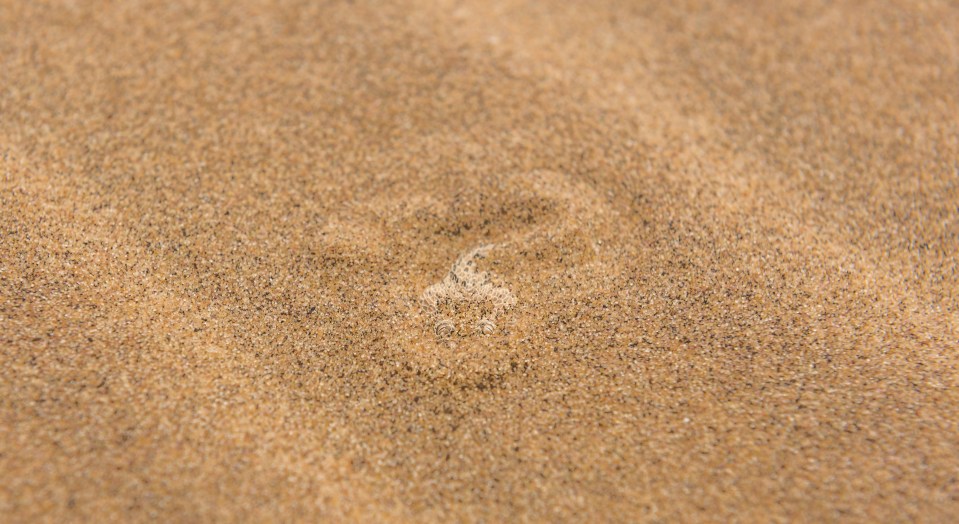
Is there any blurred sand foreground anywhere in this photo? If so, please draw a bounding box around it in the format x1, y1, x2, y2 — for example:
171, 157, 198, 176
2, 1, 958, 521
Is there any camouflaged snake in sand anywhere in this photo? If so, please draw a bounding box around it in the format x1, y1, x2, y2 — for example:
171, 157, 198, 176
421, 244, 516, 337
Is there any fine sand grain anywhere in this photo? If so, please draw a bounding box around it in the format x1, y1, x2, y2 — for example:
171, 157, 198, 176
2, 0, 958, 521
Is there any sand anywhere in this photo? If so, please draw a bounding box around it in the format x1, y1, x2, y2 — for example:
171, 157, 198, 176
2, 0, 958, 521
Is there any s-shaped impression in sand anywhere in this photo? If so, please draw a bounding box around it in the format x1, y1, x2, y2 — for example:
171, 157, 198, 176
421, 245, 516, 337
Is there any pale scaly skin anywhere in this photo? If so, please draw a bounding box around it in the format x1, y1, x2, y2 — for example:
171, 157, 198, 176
421, 244, 516, 337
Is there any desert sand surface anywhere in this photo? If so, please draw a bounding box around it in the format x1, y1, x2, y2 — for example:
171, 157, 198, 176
2, 0, 958, 521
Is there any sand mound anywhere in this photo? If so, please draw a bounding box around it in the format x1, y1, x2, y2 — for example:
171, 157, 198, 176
2, 0, 958, 521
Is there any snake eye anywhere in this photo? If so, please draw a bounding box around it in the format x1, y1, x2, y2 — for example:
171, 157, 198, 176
476, 318, 495, 335
434, 318, 455, 337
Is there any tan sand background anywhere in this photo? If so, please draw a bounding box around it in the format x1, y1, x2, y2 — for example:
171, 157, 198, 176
2, 0, 958, 521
